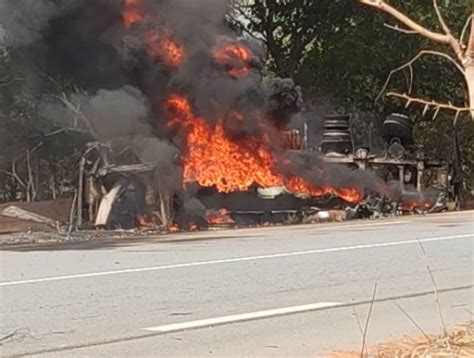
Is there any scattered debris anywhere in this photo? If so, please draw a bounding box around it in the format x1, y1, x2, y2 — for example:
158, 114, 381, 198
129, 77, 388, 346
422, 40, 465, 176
302, 210, 347, 223
71, 110, 455, 232
95, 182, 124, 227
204, 208, 235, 226
0, 112, 459, 237
1, 206, 59, 229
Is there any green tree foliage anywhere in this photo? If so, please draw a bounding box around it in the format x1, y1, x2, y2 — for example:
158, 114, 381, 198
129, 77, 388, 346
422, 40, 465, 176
229, 0, 349, 77
302, 1, 470, 111
307, 1, 474, 189
234, 0, 474, 190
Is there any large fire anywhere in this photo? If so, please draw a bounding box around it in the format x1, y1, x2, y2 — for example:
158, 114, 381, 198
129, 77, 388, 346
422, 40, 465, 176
212, 41, 253, 78
165, 94, 363, 204
146, 29, 184, 68
123, 3, 362, 206
123, 1, 184, 68
165, 94, 282, 192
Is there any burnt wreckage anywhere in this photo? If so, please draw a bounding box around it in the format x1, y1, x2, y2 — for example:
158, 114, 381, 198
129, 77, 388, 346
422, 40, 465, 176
77, 112, 452, 230
0, 1, 458, 231
51, 0, 454, 230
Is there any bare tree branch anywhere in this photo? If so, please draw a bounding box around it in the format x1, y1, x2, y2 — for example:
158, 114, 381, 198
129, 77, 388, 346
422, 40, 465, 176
28, 127, 88, 139
11, 160, 26, 188
67, 190, 78, 236
351, 306, 365, 337
359, 0, 464, 62
467, 12, 474, 57
416, 238, 448, 337
40, 73, 61, 88
393, 300, 431, 343
39, 73, 99, 138
376, 50, 466, 102
58, 93, 98, 139
0, 159, 28, 195
433, 0, 452, 37
383, 23, 417, 35
359, 0, 450, 43
460, 15, 473, 48
25, 149, 36, 202
0, 170, 26, 189
387, 92, 471, 112
360, 283, 378, 358
387, 92, 471, 122
30, 141, 44, 154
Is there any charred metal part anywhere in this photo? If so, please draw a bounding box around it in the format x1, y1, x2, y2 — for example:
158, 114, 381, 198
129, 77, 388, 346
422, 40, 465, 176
282, 130, 303, 150
77, 139, 173, 230
320, 114, 353, 155
383, 113, 415, 150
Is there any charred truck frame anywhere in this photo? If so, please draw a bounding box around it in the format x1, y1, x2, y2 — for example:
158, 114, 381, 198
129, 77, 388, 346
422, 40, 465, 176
318, 113, 450, 210
76, 113, 452, 230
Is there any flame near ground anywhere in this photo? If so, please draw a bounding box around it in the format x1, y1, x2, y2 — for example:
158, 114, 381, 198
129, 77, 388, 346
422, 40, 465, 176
165, 94, 363, 204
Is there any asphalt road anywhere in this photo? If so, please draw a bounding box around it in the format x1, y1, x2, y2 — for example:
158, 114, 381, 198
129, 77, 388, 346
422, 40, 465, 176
0, 212, 473, 357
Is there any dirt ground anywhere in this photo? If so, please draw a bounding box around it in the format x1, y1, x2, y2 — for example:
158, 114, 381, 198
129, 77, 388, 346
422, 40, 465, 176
330, 322, 474, 357
0, 198, 72, 234
0, 195, 472, 236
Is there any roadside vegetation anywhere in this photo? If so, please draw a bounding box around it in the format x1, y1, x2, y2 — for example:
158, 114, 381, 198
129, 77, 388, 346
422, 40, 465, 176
332, 322, 474, 357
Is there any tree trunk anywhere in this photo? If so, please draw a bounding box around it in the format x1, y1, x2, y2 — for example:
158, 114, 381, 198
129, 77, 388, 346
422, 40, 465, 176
466, 11, 474, 119
465, 64, 474, 117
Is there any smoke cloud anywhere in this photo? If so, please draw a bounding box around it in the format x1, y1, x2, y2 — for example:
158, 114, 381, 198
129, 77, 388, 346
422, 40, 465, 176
0, 0, 81, 47
0, 0, 392, 206
72, 86, 151, 138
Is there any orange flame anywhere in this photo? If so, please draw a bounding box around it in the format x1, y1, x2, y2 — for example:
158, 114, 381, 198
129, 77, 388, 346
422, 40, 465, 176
169, 224, 180, 233
284, 177, 362, 204
123, 1, 184, 68
146, 29, 184, 68
400, 200, 433, 212
123, 0, 147, 29
137, 214, 154, 227
212, 42, 253, 78
165, 94, 363, 203
205, 209, 235, 225
189, 223, 199, 231
166, 93, 193, 119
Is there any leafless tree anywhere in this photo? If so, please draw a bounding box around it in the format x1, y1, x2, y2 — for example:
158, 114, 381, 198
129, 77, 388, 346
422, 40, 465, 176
360, 0, 474, 120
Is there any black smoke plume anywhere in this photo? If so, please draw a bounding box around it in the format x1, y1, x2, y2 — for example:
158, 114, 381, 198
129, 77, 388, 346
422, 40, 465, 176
0, 0, 388, 203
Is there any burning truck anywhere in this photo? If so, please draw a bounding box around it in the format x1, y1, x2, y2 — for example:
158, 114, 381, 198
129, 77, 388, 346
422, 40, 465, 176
67, 0, 452, 230
77, 111, 451, 230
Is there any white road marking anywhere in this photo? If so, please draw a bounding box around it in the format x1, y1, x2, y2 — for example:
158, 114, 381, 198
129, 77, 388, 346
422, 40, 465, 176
1, 233, 472, 287
143, 301, 342, 333
297, 220, 410, 230
200, 220, 411, 237
142, 281, 474, 334
330, 220, 409, 228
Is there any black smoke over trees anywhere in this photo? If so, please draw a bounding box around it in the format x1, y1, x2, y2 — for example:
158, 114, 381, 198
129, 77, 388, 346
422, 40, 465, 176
0, 0, 305, 203
0, 1, 99, 202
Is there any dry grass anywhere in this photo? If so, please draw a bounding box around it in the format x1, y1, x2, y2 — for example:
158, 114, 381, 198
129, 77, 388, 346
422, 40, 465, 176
330, 322, 474, 357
